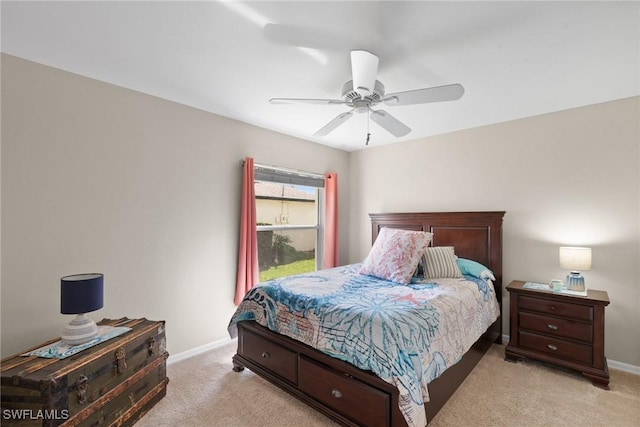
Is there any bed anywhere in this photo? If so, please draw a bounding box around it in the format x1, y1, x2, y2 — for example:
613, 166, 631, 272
229, 211, 505, 427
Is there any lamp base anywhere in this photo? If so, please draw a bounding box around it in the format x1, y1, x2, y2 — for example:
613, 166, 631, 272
62, 314, 98, 346
566, 271, 586, 292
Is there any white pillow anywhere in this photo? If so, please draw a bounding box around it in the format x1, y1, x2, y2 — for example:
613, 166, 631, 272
423, 246, 462, 279
359, 228, 433, 284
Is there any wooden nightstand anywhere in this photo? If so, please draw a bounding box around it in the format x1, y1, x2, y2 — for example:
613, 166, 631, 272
505, 280, 610, 389
1, 318, 169, 426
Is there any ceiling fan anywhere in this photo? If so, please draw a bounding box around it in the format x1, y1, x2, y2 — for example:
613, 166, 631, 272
269, 50, 464, 143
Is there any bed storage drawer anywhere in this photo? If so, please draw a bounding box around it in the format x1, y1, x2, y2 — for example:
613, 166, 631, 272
299, 356, 391, 427
240, 329, 297, 384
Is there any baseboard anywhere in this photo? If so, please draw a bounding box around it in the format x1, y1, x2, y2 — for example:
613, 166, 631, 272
167, 337, 236, 365
608, 359, 640, 375
502, 333, 509, 346
502, 334, 640, 375
170, 334, 640, 375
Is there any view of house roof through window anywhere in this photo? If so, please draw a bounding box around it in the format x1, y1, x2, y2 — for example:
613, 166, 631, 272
254, 180, 321, 282
254, 181, 316, 201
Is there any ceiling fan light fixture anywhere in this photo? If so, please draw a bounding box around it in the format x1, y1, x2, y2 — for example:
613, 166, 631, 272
353, 100, 369, 114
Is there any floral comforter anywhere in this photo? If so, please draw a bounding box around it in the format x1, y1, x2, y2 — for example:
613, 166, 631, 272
228, 263, 500, 427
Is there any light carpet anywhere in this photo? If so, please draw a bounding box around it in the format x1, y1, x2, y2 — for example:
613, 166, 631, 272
136, 342, 640, 427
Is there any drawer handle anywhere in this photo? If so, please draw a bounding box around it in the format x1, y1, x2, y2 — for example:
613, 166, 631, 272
549, 305, 557, 311
547, 324, 559, 330
547, 344, 558, 351
331, 389, 343, 399
261, 352, 270, 359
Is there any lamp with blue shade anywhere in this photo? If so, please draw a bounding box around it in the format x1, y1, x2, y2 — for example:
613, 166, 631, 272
60, 273, 104, 345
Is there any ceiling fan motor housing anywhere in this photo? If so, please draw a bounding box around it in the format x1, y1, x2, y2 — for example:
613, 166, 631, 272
342, 80, 385, 109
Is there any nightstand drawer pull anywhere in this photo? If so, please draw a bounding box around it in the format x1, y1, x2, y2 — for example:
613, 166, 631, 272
261, 351, 270, 359
549, 305, 557, 311
547, 344, 558, 351
331, 389, 343, 399
547, 324, 559, 330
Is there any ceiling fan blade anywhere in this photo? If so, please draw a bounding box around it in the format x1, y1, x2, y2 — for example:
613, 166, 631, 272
351, 50, 379, 97
382, 83, 465, 106
313, 111, 354, 137
263, 23, 345, 49
269, 98, 345, 105
370, 110, 411, 137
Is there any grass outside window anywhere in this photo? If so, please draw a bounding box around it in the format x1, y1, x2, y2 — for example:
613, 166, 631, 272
259, 259, 315, 282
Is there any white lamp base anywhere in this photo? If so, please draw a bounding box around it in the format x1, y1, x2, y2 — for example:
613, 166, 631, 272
560, 272, 587, 296
62, 314, 98, 346
566, 271, 586, 292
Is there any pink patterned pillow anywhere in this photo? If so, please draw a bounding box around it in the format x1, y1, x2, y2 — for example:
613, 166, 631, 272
359, 228, 433, 284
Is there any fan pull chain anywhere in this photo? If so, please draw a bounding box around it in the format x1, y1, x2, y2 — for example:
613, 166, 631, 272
365, 111, 371, 146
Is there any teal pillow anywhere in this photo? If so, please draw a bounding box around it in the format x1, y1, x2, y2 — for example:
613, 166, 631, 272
456, 258, 495, 281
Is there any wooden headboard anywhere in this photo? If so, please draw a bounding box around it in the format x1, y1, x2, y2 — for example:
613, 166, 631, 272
370, 211, 505, 340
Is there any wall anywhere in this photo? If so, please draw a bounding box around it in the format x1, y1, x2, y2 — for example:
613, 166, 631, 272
0, 54, 350, 357
348, 96, 640, 366
3, 53, 639, 368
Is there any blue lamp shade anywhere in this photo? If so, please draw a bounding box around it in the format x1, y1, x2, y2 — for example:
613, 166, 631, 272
60, 273, 104, 345
61, 273, 104, 314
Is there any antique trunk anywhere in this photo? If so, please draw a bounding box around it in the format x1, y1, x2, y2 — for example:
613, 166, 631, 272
1, 318, 168, 427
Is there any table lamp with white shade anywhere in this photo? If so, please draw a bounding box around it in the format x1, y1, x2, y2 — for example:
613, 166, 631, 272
559, 247, 591, 294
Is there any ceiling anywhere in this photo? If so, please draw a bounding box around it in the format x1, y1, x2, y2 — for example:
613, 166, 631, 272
2, 1, 639, 152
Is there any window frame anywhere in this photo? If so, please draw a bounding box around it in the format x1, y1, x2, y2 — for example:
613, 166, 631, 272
253, 164, 325, 275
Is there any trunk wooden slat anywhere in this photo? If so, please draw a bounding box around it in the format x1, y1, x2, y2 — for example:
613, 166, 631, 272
1, 318, 168, 427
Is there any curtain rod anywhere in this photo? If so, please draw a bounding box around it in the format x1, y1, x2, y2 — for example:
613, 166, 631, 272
239, 160, 325, 180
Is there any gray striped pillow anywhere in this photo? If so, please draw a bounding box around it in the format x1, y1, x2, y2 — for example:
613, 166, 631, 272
423, 246, 462, 279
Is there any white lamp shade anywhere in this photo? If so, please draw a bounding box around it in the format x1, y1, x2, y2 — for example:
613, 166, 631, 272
559, 247, 592, 271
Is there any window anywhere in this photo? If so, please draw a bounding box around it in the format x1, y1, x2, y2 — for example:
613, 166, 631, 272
254, 165, 324, 282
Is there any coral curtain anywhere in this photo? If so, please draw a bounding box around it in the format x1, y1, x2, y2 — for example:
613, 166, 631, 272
323, 172, 339, 268
234, 157, 259, 305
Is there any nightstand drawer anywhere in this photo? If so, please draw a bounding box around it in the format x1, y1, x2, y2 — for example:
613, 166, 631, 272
519, 311, 593, 343
519, 331, 593, 365
518, 295, 593, 321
